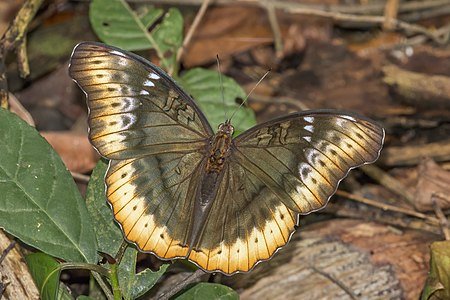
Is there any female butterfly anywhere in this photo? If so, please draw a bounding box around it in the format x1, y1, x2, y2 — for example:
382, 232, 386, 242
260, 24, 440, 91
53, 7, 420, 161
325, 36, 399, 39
69, 42, 384, 275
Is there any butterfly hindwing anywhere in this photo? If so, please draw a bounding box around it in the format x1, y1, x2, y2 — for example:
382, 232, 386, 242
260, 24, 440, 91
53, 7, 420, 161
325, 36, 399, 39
189, 161, 298, 274
69, 42, 212, 159
106, 152, 206, 259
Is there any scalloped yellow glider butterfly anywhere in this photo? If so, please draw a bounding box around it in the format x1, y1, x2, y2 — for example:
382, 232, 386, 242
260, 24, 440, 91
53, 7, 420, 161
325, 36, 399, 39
69, 42, 384, 275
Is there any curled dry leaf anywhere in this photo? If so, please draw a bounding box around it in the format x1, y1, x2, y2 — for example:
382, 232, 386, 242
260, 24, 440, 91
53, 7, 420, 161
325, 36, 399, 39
415, 158, 450, 212
41, 131, 99, 174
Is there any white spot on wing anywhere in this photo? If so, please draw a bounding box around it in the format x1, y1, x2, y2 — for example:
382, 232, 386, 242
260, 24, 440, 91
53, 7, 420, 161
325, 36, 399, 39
110, 50, 127, 57
140, 90, 149, 95
143, 80, 154, 87
303, 136, 312, 142
340, 115, 356, 122
304, 116, 314, 123
304, 125, 314, 133
149, 73, 160, 80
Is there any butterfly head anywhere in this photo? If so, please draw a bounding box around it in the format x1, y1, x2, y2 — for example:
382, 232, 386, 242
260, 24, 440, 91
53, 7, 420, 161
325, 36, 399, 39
217, 120, 234, 137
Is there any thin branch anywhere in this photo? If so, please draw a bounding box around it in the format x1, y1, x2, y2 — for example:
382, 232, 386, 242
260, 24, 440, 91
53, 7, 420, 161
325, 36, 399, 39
0, 0, 44, 108
0, 240, 16, 265
336, 190, 440, 226
157, 269, 206, 300
310, 266, 358, 300
432, 194, 450, 240
361, 164, 416, 206
176, 0, 211, 64
264, 1, 283, 59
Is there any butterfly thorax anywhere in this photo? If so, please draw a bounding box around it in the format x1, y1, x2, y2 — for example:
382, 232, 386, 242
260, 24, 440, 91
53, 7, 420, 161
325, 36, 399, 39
205, 121, 234, 173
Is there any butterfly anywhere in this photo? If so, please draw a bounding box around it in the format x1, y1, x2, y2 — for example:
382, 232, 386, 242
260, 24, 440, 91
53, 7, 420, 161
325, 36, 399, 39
69, 42, 384, 275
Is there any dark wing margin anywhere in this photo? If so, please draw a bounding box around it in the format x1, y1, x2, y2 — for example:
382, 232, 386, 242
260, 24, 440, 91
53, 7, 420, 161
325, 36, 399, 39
69, 42, 213, 159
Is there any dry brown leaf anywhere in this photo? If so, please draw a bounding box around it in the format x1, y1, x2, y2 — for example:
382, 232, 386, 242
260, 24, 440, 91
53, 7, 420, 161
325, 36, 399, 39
415, 158, 450, 212
41, 131, 99, 173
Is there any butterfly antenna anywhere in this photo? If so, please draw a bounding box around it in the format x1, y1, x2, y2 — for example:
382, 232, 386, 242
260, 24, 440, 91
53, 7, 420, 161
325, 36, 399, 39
216, 55, 228, 121
229, 68, 271, 122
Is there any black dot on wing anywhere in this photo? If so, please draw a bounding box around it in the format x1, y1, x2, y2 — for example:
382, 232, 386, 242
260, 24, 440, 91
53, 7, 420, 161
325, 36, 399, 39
93, 60, 102, 65
111, 102, 121, 108
107, 87, 115, 92
311, 178, 317, 184
280, 214, 285, 220
133, 205, 137, 211
121, 173, 127, 178
254, 238, 258, 243
144, 223, 148, 228
218, 250, 222, 255
96, 74, 104, 78
237, 249, 240, 253
160, 234, 164, 239
109, 121, 117, 126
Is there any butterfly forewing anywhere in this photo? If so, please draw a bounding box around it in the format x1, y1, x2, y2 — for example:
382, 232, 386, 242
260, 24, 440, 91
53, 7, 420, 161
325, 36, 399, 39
233, 111, 384, 213
69, 42, 212, 159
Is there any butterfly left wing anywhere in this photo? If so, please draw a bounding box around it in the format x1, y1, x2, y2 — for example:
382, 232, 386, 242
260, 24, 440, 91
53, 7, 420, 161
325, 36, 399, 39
188, 111, 384, 274
69, 42, 213, 260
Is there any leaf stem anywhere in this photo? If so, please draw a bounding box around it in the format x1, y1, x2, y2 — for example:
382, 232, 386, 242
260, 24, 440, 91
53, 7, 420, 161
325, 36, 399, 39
109, 262, 122, 300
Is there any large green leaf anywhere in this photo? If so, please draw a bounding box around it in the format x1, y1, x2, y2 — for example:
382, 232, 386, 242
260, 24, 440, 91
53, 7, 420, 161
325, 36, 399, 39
179, 68, 256, 134
85, 159, 123, 256
422, 241, 450, 300
176, 283, 238, 300
0, 108, 97, 263
118, 247, 169, 300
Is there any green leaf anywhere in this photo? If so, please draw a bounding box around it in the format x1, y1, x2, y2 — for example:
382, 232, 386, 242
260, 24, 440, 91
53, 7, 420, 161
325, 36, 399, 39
176, 283, 238, 300
26, 252, 61, 300
422, 241, 450, 300
89, 0, 183, 74
151, 8, 183, 71
90, 0, 157, 51
179, 68, 256, 134
118, 247, 169, 300
0, 108, 97, 263
85, 159, 123, 256
137, 6, 164, 29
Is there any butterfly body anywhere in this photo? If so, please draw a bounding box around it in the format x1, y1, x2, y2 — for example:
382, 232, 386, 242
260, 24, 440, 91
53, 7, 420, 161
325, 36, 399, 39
69, 42, 385, 275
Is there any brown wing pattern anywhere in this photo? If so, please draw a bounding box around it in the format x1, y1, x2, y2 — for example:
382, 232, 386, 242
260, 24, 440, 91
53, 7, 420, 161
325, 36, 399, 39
234, 111, 384, 213
189, 161, 298, 274
106, 151, 206, 259
189, 111, 384, 274
69, 42, 212, 159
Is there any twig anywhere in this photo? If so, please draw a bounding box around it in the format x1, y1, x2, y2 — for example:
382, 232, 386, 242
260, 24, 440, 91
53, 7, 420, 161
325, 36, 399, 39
157, 269, 206, 300
336, 190, 440, 226
361, 164, 416, 206
176, 0, 210, 65
264, 1, 283, 59
432, 194, 450, 240
0, 0, 44, 108
0, 240, 16, 265
310, 266, 358, 300
383, 0, 400, 31
71, 171, 90, 183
